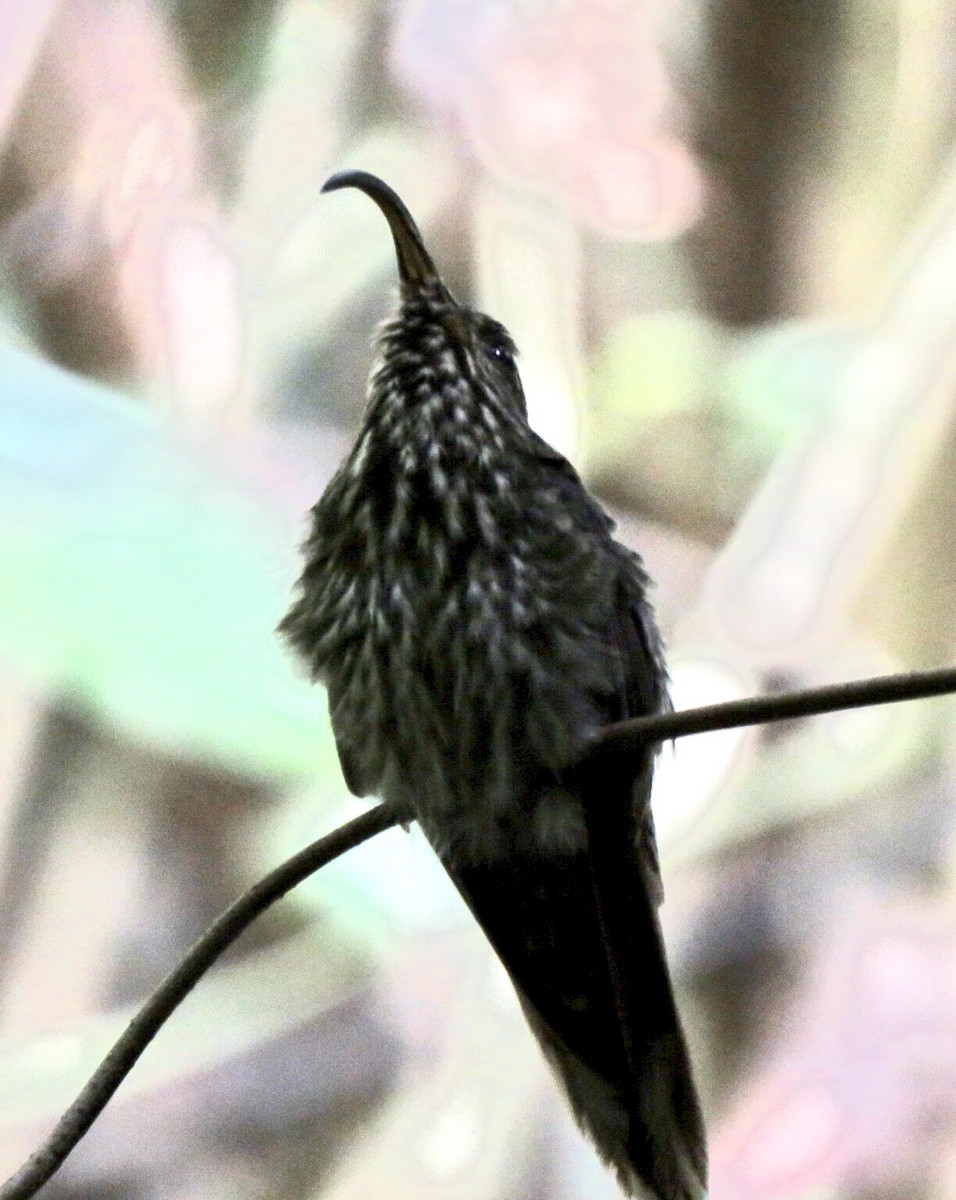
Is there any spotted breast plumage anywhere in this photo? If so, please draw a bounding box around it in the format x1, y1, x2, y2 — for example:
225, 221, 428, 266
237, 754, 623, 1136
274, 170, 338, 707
280, 170, 706, 1200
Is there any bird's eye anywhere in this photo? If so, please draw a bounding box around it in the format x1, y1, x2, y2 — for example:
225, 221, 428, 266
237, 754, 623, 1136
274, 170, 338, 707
489, 343, 512, 364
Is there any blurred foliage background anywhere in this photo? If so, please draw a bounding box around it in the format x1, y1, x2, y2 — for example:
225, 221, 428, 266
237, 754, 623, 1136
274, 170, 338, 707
3, 1, 956, 1197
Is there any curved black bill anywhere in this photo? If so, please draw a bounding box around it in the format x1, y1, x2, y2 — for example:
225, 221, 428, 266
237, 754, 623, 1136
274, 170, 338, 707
322, 169, 449, 298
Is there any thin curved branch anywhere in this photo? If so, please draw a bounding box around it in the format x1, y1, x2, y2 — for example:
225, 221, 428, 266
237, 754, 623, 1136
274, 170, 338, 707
588, 665, 956, 759
5, 663, 956, 1199
0, 802, 407, 1200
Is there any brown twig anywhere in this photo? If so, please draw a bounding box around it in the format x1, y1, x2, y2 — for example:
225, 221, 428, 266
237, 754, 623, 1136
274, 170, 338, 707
5, 663, 956, 1198
588, 665, 956, 759
0, 802, 407, 1200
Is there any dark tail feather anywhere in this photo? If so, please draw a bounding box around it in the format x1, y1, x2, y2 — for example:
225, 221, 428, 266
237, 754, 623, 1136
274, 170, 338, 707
513, 815, 705, 1200
433, 772, 707, 1200
524, 999, 705, 1200
580, 766, 706, 1199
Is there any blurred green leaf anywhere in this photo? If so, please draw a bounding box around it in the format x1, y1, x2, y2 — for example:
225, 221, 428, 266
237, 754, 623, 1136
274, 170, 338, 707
592, 312, 843, 454
591, 312, 722, 427
0, 342, 332, 778
587, 313, 847, 534
725, 323, 851, 453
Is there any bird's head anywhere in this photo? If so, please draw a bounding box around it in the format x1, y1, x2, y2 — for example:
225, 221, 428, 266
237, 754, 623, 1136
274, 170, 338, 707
322, 170, 528, 423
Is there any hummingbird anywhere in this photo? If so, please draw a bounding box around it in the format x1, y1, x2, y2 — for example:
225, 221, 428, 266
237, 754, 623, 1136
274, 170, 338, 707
280, 170, 706, 1199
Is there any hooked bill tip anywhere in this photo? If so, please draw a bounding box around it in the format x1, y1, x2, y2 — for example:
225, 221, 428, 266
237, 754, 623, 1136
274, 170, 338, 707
320, 168, 447, 296
321, 168, 388, 197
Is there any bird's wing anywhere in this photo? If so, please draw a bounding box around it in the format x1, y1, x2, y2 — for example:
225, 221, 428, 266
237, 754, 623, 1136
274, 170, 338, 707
326, 670, 385, 798
429, 573, 705, 1200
